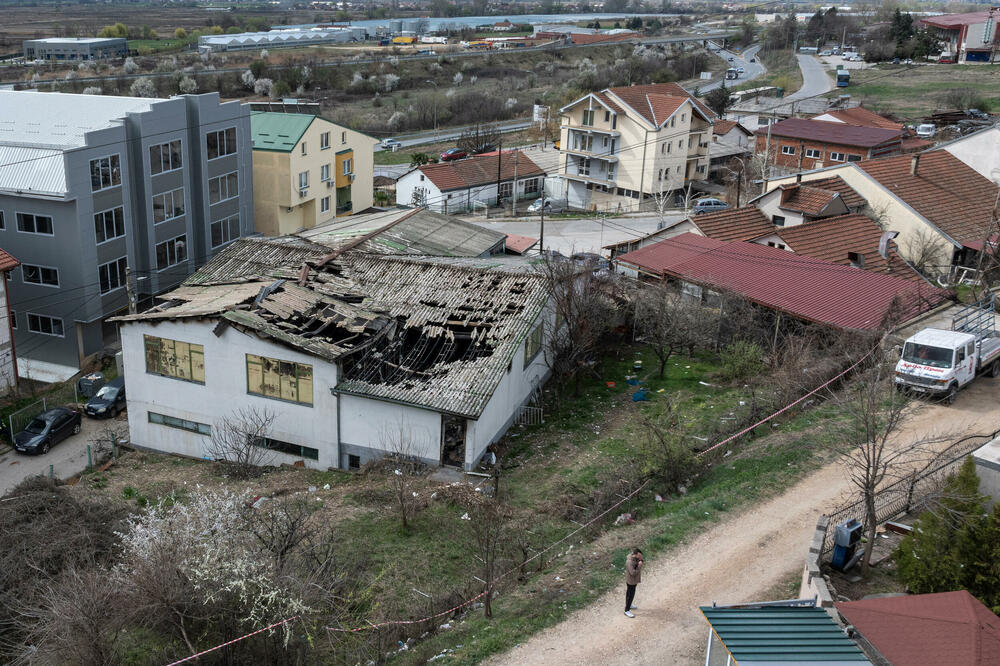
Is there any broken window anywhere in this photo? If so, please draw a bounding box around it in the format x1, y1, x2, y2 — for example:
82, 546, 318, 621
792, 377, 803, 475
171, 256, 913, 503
441, 415, 466, 468
246, 353, 313, 406
524, 324, 543, 366
144, 335, 205, 383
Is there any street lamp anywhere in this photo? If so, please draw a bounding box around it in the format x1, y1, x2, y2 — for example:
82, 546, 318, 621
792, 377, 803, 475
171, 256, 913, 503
425, 80, 438, 140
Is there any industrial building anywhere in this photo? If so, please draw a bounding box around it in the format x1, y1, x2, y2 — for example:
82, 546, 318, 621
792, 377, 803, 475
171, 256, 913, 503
0, 91, 254, 380
198, 27, 368, 52
23, 37, 128, 62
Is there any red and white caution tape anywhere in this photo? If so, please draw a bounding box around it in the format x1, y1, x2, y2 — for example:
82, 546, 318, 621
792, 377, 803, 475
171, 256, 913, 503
164, 616, 299, 666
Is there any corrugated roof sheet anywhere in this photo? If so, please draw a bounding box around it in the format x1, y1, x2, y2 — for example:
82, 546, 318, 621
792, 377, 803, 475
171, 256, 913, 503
418, 150, 545, 192
250, 112, 315, 152
920, 10, 991, 29
837, 591, 1000, 666
187, 236, 330, 285
616, 232, 948, 330
812, 107, 903, 131
505, 234, 538, 254
755, 118, 902, 147
691, 206, 774, 242
701, 605, 870, 663
0, 145, 67, 196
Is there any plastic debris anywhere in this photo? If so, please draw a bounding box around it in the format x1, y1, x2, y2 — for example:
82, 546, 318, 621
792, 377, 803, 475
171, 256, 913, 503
308, 486, 317, 492
460, 512, 470, 520
655, 494, 665, 502
323, 483, 331, 490
698, 381, 713, 386
614, 512, 635, 526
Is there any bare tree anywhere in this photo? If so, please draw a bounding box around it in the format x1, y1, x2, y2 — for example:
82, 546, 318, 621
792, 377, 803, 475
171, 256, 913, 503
456, 122, 501, 155
634, 281, 713, 377
904, 228, 951, 279
209, 406, 277, 479
467, 494, 513, 618
379, 420, 427, 530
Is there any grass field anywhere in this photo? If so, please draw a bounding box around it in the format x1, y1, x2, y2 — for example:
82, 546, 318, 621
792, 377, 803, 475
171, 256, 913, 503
738, 48, 802, 95
127, 38, 195, 54
848, 63, 1000, 121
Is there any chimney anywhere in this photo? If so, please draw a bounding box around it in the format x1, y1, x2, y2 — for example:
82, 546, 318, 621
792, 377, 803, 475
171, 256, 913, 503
879, 230, 899, 259
910, 154, 920, 176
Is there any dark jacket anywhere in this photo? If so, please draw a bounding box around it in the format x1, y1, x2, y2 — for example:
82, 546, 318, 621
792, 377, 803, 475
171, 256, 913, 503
625, 553, 643, 585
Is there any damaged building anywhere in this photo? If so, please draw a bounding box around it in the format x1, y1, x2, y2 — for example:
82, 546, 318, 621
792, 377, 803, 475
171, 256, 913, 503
113, 235, 552, 471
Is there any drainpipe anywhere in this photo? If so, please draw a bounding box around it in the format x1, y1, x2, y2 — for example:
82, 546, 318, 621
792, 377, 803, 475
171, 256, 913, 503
5, 271, 16, 392
637, 128, 649, 209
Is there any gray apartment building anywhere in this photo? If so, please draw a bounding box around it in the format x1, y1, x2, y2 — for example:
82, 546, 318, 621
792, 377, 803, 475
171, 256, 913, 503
0, 91, 254, 380
23, 37, 128, 62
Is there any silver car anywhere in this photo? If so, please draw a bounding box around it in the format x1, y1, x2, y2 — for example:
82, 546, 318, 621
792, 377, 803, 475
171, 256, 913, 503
527, 198, 567, 214
692, 198, 729, 215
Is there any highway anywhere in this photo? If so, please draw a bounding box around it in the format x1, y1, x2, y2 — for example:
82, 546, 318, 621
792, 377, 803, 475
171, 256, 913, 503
700, 42, 764, 93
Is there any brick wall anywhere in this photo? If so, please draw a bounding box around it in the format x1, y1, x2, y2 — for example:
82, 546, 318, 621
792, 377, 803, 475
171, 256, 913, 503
754, 134, 902, 170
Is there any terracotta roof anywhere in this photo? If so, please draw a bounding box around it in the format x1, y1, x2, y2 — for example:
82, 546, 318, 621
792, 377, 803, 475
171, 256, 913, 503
615, 232, 947, 330
605, 82, 716, 125
606, 86, 689, 127
0, 248, 18, 272
802, 175, 867, 210
691, 206, 773, 242
813, 106, 903, 131
417, 150, 545, 192
593, 91, 625, 115
778, 185, 839, 215
858, 151, 999, 245
756, 117, 902, 147
713, 119, 751, 136
770, 213, 922, 281
837, 591, 1000, 666
902, 136, 934, 152
505, 233, 538, 254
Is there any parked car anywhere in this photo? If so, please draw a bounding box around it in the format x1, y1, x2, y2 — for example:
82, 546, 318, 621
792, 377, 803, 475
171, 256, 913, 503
820, 50, 832, 56
417, 49, 436, 55
749, 57, 756, 63
737, 66, 745, 74
84, 377, 126, 419
381, 138, 401, 151
472, 143, 496, 155
527, 198, 568, 214
14, 407, 82, 455
692, 198, 729, 215
727, 56, 734, 62
440, 148, 467, 161
915, 123, 936, 139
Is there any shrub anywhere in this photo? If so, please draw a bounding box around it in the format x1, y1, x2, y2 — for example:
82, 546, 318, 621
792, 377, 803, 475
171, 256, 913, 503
128, 77, 156, 98
720, 340, 765, 382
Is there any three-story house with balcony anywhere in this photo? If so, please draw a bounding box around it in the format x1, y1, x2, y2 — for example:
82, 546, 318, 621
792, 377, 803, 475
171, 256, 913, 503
558, 83, 715, 212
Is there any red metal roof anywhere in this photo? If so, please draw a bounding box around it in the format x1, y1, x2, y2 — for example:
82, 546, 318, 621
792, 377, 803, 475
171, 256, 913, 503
615, 232, 947, 330
691, 206, 773, 242
837, 591, 1000, 666
0, 248, 19, 272
755, 118, 902, 148
801, 176, 867, 210
417, 150, 546, 192
504, 234, 538, 254
812, 106, 903, 131
569, 32, 636, 45
921, 10, 991, 29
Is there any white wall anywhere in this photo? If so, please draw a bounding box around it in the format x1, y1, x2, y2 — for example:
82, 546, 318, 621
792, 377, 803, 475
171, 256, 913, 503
0, 274, 14, 394
756, 189, 805, 227
121, 318, 340, 469
338, 393, 442, 464
395, 170, 443, 210
944, 129, 1000, 185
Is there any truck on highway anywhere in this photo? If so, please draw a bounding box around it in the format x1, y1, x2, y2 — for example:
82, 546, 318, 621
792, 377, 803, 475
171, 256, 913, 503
895, 297, 1000, 404
725, 67, 739, 80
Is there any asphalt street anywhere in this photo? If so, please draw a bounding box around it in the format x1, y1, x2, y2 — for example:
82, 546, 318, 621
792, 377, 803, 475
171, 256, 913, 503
787, 53, 835, 100
700, 43, 764, 93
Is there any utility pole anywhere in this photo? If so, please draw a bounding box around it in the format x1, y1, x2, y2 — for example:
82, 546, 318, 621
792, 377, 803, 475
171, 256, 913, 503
512, 149, 518, 218
539, 185, 545, 257
495, 138, 503, 218
125, 265, 138, 315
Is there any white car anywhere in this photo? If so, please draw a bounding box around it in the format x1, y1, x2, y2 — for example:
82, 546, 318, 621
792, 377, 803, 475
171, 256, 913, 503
737, 66, 745, 74
915, 123, 936, 139
526, 198, 567, 214
380, 138, 402, 151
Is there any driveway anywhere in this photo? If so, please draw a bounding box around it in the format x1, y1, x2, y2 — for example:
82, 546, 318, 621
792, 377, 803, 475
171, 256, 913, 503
0, 412, 127, 496
486, 378, 1000, 666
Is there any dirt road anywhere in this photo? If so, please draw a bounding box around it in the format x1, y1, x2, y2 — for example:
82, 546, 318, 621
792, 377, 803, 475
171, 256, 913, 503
487, 380, 1000, 666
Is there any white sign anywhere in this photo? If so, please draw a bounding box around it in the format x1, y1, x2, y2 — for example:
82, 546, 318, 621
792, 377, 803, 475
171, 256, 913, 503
533, 104, 549, 123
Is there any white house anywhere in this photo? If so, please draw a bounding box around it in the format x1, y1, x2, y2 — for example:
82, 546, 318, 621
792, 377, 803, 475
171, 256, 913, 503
114, 237, 551, 471
395, 150, 546, 213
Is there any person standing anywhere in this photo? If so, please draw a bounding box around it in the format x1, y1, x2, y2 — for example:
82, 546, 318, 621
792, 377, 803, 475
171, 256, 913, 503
624, 548, 643, 618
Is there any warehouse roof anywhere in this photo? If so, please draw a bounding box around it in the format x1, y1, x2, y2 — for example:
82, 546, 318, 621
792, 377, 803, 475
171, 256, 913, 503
615, 233, 948, 330
250, 112, 315, 152
701, 604, 870, 664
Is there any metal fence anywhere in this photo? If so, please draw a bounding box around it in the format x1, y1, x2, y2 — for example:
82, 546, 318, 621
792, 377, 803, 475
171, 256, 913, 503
821, 429, 999, 555
8, 398, 46, 439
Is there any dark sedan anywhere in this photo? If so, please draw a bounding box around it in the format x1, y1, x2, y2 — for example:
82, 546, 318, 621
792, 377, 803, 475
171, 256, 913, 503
14, 407, 82, 455
440, 148, 467, 161
84, 377, 126, 418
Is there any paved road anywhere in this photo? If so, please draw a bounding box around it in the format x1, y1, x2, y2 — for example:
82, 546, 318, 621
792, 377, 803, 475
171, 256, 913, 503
0, 412, 126, 496
700, 43, 764, 93
786, 54, 834, 101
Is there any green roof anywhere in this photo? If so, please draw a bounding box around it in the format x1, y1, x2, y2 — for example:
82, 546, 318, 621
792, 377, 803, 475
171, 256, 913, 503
700, 606, 870, 664
250, 112, 315, 152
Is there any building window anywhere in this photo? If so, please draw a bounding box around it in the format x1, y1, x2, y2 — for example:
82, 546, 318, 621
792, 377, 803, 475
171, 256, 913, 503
321, 132, 330, 149
0, 211, 4, 229
348, 454, 361, 470
321, 196, 331, 213
579, 158, 591, 176
781, 145, 796, 155
658, 169, 663, 181
246, 353, 314, 406
149, 140, 183, 175
666, 142, 671, 154
582, 109, 595, 126
611, 115, 617, 129
524, 178, 539, 194
498, 181, 513, 199
94, 206, 125, 244
155, 235, 187, 270
767, 241, 787, 250
830, 152, 846, 162
574, 134, 593, 152
679, 139, 684, 149
298, 171, 309, 190
341, 131, 347, 144
321, 164, 331, 181
805, 148, 822, 159
89, 154, 121, 191
16, 212, 53, 236
671, 118, 675, 128
773, 215, 786, 226
22, 264, 58, 287
524, 324, 543, 365
206, 127, 238, 160
301, 142, 307, 156
152, 188, 185, 224
144, 334, 205, 383
847, 154, 862, 162
607, 165, 616, 180
257, 437, 319, 461
211, 213, 240, 248
148, 411, 211, 436
9, 310, 14, 329
98, 257, 127, 294
208, 172, 238, 205
27, 313, 63, 337
604, 110, 610, 122
342, 158, 353, 175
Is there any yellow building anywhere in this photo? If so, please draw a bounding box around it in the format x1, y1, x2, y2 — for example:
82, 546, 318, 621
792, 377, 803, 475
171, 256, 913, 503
250, 112, 378, 236
558, 83, 715, 212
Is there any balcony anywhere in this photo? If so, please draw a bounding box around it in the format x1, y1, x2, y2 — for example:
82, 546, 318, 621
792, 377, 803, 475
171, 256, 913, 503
563, 155, 616, 185
559, 123, 620, 137
561, 147, 619, 162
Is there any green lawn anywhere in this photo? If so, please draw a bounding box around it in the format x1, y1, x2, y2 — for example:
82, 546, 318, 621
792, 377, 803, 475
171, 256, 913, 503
736, 48, 804, 95
848, 63, 1000, 121
127, 38, 194, 54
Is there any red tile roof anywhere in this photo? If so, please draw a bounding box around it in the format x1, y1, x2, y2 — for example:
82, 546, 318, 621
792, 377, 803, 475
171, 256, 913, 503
813, 106, 903, 131
0, 248, 18, 272
691, 206, 773, 242
605, 82, 716, 125
770, 213, 922, 280
713, 119, 751, 136
802, 176, 867, 210
858, 151, 999, 245
615, 232, 947, 330
837, 591, 1000, 666
504, 234, 537, 254
756, 117, 902, 148
593, 91, 625, 115
417, 150, 546, 192
778, 185, 840, 215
